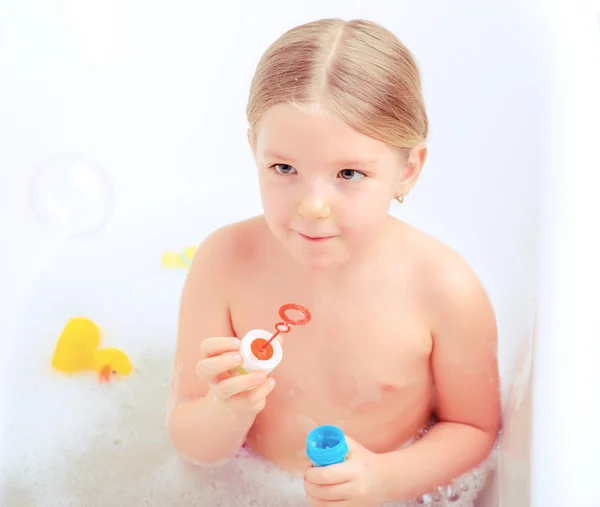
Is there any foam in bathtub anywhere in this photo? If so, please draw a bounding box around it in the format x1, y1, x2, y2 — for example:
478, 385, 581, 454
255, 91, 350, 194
51, 317, 133, 382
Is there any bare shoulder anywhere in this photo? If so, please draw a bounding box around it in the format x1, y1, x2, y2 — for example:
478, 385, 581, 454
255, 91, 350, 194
389, 218, 494, 328
188, 215, 270, 280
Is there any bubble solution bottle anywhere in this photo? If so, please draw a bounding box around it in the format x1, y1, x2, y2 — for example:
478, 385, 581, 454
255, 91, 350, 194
306, 425, 349, 467
237, 329, 283, 375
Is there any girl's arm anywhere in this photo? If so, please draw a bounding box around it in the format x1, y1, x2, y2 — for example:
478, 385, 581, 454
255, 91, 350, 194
167, 226, 256, 465
380, 255, 501, 501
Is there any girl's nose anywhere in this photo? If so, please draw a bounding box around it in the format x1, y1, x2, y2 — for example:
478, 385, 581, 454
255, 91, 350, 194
297, 190, 331, 219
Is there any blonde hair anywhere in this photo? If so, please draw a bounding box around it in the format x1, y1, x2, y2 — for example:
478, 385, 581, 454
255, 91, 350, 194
246, 18, 428, 149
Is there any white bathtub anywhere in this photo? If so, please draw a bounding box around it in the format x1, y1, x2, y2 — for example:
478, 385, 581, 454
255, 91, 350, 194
1, 1, 599, 506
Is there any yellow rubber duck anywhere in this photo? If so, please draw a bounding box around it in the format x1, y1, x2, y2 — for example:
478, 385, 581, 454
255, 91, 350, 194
51, 317, 133, 382
161, 245, 197, 268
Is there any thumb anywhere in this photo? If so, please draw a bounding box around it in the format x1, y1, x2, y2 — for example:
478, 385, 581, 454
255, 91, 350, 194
343, 434, 362, 458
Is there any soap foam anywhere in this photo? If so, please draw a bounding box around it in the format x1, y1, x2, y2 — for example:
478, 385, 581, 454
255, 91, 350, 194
0, 341, 497, 507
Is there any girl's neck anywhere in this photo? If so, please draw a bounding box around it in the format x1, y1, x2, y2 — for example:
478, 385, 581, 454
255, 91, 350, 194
297, 216, 396, 290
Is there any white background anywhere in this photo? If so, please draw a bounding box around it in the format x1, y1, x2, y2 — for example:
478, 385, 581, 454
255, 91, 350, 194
1, 1, 598, 506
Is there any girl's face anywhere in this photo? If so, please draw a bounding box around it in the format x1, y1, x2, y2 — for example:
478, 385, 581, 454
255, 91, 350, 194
250, 103, 424, 270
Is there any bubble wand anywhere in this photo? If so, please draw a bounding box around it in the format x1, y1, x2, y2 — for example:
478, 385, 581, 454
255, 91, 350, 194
258, 303, 312, 355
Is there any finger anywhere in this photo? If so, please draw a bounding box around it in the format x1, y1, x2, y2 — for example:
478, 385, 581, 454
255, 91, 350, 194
228, 376, 276, 413
200, 337, 241, 358
305, 491, 347, 505
304, 463, 353, 486
243, 375, 276, 404
304, 480, 354, 502
215, 371, 269, 399
196, 352, 243, 382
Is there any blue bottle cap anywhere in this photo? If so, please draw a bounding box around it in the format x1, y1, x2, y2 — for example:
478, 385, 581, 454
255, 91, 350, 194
306, 425, 348, 467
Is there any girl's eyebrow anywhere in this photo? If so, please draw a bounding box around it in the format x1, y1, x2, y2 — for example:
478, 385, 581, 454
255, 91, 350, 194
263, 150, 376, 167
263, 150, 297, 164
334, 159, 377, 167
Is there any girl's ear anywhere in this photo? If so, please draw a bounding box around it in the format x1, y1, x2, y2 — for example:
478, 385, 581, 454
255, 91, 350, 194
405, 142, 427, 182
395, 142, 427, 198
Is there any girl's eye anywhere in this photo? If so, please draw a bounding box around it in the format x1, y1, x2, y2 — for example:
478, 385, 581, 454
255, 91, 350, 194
273, 164, 297, 175
339, 169, 365, 181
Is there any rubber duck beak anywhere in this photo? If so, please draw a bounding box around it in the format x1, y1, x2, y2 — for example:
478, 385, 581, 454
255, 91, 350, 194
99, 364, 111, 382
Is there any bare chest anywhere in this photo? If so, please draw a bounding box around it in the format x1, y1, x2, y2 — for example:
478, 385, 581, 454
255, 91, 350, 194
229, 276, 434, 466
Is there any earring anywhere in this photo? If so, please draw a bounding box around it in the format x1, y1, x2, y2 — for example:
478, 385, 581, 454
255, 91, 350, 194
395, 194, 405, 204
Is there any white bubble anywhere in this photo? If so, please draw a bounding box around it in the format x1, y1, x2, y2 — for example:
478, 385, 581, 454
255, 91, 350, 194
29, 154, 114, 236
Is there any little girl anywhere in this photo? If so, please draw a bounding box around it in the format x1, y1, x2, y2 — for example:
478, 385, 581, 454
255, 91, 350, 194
168, 18, 501, 506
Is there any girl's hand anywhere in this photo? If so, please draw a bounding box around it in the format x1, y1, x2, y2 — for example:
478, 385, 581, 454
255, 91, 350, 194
303, 436, 386, 507
196, 337, 276, 417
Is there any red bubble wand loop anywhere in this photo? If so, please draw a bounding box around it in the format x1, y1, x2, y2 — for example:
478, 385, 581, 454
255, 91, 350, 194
259, 303, 312, 352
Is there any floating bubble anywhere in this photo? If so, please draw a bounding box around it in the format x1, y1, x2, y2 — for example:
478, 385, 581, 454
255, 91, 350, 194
29, 154, 114, 236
